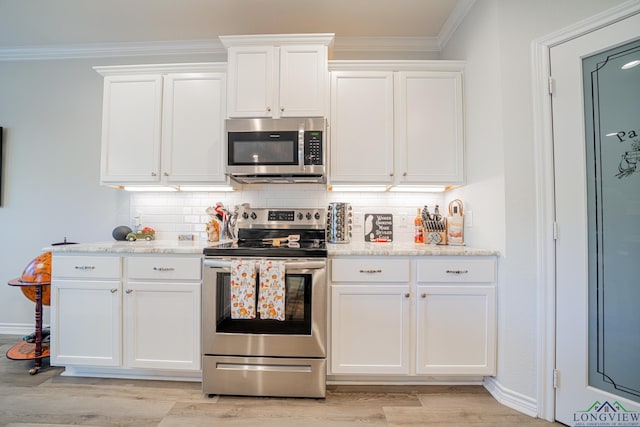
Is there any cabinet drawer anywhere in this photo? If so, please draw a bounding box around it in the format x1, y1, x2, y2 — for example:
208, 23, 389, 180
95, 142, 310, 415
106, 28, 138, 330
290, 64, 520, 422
127, 256, 201, 281
416, 257, 496, 283
53, 255, 121, 279
332, 258, 410, 282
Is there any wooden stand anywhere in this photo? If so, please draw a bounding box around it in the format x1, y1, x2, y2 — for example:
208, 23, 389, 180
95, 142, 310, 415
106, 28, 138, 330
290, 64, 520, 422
6, 278, 51, 375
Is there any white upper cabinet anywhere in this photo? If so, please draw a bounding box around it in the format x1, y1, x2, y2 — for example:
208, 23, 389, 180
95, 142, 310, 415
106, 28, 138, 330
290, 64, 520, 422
100, 74, 163, 184
329, 61, 465, 187
222, 34, 333, 118
330, 71, 395, 184
395, 71, 464, 184
95, 64, 228, 187
161, 72, 227, 184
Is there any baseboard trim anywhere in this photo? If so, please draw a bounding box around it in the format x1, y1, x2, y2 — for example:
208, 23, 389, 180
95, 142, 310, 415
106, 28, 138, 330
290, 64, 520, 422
0, 323, 40, 336
484, 377, 538, 418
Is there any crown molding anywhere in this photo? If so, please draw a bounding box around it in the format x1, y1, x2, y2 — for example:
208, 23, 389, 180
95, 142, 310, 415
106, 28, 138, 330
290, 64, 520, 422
0, 39, 226, 61
0, 34, 457, 61
219, 33, 334, 48
438, 0, 477, 50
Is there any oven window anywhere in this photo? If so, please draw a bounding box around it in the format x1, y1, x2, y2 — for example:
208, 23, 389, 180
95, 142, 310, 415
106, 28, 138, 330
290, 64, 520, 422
215, 272, 312, 335
228, 131, 298, 165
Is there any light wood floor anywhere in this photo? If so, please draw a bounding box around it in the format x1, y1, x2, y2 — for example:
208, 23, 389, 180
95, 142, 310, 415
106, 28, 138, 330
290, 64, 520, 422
0, 335, 562, 426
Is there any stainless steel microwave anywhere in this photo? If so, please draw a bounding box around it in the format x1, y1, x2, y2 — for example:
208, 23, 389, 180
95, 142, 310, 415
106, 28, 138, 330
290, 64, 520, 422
226, 118, 326, 184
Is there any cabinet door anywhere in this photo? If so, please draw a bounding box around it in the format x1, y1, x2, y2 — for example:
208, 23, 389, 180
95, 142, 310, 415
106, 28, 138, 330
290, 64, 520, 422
331, 284, 410, 374
124, 281, 201, 370
395, 71, 464, 184
279, 45, 327, 117
330, 72, 394, 184
100, 74, 163, 184
415, 285, 496, 375
162, 72, 227, 184
50, 280, 121, 367
227, 46, 276, 117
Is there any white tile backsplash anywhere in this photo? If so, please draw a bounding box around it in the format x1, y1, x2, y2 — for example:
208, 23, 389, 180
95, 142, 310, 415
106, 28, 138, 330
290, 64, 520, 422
130, 188, 445, 243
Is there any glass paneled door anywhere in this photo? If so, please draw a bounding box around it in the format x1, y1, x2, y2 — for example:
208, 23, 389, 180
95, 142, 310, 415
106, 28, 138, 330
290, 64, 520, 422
551, 11, 640, 426
584, 39, 640, 403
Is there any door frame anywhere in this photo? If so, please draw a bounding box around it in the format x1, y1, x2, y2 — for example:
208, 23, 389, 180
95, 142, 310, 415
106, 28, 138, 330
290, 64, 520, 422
531, 0, 640, 421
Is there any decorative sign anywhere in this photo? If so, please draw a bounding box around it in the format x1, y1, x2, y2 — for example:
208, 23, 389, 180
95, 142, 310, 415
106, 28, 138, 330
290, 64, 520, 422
364, 214, 393, 242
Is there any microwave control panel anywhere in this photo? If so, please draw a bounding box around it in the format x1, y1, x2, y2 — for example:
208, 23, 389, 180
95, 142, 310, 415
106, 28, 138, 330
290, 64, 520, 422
304, 131, 323, 165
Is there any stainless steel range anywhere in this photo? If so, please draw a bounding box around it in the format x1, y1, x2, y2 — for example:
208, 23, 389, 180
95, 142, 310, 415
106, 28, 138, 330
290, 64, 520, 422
202, 207, 327, 398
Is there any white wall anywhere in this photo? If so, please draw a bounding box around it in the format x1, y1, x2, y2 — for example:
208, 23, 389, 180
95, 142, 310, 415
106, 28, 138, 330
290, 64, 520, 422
0, 53, 224, 330
441, 0, 628, 410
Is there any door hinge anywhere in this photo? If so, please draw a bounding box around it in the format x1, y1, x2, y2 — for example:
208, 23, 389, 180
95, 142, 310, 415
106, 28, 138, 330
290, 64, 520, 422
553, 222, 558, 240
553, 369, 560, 389
548, 76, 555, 95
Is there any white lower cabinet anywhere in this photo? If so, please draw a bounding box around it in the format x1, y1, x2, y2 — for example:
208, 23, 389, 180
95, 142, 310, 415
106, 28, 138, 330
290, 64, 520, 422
51, 256, 122, 367
124, 256, 201, 371
51, 254, 201, 378
331, 284, 410, 374
330, 256, 497, 378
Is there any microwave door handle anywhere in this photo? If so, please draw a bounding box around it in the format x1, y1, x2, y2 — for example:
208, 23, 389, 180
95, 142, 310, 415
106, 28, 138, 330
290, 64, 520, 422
298, 128, 305, 168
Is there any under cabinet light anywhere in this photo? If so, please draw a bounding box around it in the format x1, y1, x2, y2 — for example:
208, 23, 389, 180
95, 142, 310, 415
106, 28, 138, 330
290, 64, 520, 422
178, 186, 236, 192
389, 186, 446, 193
329, 185, 390, 192
123, 186, 178, 192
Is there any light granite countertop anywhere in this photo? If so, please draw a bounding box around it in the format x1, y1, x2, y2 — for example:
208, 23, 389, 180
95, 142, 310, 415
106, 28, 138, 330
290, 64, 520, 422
327, 241, 497, 257
46, 240, 497, 257
45, 240, 212, 255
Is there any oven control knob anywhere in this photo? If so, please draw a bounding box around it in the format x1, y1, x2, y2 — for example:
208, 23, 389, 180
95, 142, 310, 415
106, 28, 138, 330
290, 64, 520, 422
297, 212, 304, 221
306, 212, 312, 220
250, 212, 257, 220
314, 212, 321, 220
242, 212, 249, 220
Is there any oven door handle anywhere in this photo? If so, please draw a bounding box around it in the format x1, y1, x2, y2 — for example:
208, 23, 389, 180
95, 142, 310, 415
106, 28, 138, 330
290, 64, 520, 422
203, 259, 325, 270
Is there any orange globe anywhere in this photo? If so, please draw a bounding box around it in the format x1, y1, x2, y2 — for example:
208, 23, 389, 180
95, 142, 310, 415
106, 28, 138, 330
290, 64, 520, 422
19, 252, 51, 306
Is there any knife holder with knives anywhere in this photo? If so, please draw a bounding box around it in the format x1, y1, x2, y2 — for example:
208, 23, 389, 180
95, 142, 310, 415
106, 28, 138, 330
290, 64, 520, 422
421, 205, 447, 245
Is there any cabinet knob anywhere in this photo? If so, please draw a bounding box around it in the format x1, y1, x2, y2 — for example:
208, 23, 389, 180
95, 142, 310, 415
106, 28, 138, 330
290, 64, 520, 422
266, 106, 271, 112
110, 288, 118, 294
390, 172, 394, 177
125, 289, 133, 294
163, 172, 169, 177
151, 172, 157, 177
280, 106, 284, 112
421, 293, 427, 298
404, 293, 410, 298
403, 172, 407, 177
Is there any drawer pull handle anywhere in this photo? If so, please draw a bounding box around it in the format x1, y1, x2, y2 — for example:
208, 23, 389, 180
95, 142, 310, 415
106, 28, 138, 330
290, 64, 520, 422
153, 267, 175, 272
421, 293, 427, 298
359, 269, 382, 274
126, 289, 133, 294
446, 269, 469, 275
110, 288, 118, 294
404, 293, 410, 298
74, 265, 96, 270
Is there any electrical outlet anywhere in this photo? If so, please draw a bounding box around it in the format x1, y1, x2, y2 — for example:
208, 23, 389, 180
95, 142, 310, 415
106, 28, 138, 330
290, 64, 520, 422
134, 212, 142, 227
353, 212, 363, 226
465, 210, 473, 227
